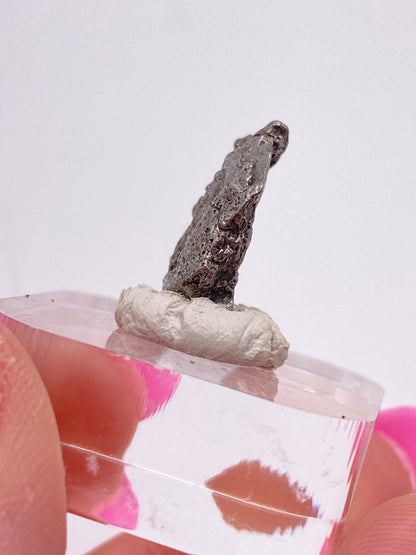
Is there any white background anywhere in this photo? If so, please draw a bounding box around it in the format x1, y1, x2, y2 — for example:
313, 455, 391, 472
1, 2, 416, 553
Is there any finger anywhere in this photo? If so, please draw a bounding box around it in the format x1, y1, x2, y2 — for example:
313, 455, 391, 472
9, 321, 179, 529
87, 532, 188, 555
342, 429, 414, 539
11, 328, 147, 520
337, 493, 416, 555
0, 324, 66, 555
27, 333, 147, 457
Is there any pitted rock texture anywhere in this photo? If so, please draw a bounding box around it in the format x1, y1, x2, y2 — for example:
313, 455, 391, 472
163, 121, 289, 306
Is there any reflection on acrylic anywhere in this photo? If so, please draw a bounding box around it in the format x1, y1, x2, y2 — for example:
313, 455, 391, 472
206, 459, 319, 535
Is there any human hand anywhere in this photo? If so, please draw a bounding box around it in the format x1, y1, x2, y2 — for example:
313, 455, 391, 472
0, 323, 66, 554
1, 323, 415, 554
0, 322, 179, 555
336, 407, 416, 554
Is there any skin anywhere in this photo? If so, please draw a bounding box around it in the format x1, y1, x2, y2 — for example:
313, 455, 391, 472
0, 323, 415, 554
0, 324, 66, 555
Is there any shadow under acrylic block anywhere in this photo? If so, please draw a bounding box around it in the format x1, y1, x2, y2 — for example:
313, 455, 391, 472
0, 291, 383, 555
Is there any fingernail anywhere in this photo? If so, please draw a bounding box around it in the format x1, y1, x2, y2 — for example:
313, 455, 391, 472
375, 407, 416, 491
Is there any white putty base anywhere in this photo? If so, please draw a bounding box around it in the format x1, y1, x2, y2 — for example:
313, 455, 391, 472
115, 284, 289, 369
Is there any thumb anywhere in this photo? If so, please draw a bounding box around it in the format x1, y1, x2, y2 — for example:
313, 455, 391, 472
337, 493, 416, 555
0, 324, 66, 555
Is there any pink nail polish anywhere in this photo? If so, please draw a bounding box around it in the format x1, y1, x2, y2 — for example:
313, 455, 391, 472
375, 406, 416, 491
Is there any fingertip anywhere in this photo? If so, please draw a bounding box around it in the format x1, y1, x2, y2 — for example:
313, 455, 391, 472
342, 430, 414, 539
0, 324, 66, 555
337, 494, 416, 554
87, 533, 188, 555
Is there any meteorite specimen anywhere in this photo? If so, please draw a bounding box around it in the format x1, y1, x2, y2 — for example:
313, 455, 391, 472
162, 121, 289, 306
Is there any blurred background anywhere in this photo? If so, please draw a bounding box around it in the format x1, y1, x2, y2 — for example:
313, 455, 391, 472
1, 1, 416, 552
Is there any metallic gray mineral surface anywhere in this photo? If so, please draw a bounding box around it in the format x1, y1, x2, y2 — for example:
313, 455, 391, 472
162, 121, 289, 306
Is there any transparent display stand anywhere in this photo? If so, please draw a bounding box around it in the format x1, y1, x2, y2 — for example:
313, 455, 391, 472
0, 291, 383, 555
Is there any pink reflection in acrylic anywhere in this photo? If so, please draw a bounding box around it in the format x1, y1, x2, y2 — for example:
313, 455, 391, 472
94, 474, 139, 530
136, 361, 182, 420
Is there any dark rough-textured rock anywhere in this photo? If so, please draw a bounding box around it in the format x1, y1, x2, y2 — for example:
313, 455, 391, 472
163, 121, 289, 306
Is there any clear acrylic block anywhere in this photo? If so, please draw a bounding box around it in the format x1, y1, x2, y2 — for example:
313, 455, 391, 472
0, 291, 383, 555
